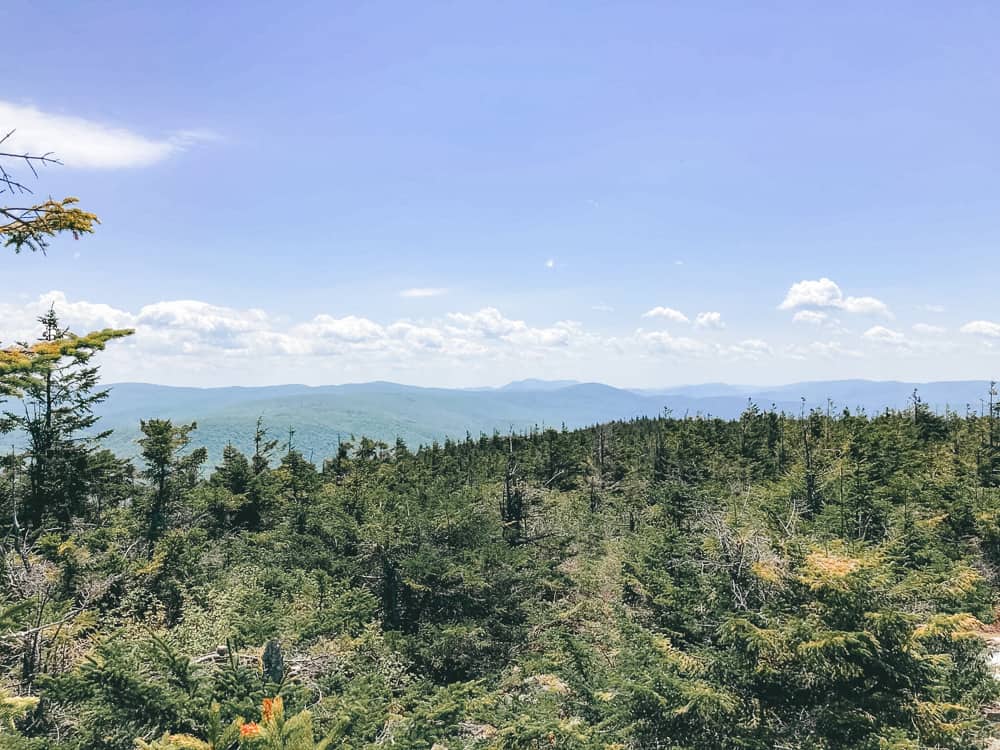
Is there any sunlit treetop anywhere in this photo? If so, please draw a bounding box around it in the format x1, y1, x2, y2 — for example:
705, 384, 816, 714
1, 196, 99, 253
0, 129, 100, 253
0, 326, 134, 396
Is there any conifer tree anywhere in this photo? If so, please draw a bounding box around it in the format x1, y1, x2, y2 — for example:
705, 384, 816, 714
0, 309, 132, 529
138, 419, 207, 549
277, 447, 319, 535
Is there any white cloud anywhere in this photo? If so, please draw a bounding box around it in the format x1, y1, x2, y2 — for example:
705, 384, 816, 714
694, 311, 725, 329
863, 325, 905, 344
2, 293, 606, 375
779, 277, 891, 317
592, 303, 614, 313
130, 300, 275, 357
0, 100, 213, 168
642, 306, 688, 323
780, 278, 842, 309
0, 290, 134, 343
447, 307, 526, 338
792, 310, 828, 325
635, 330, 710, 356
505, 321, 582, 348
860, 325, 958, 356
137, 300, 268, 334
37, 290, 135, 331
446, 308, 586, 348
923, 304, 946, 314
400, 287, 447, 298
632, 329, 767, 360
791, 309, 851, 334
545, 259, 556, 269
960, 320, 1000, 338
297, 314, 386, 344
727, 339, 773, 359
386, 322, 446, 350
785, 340, 863, 360
7, 290, 982, 387
839, 296, 890, 315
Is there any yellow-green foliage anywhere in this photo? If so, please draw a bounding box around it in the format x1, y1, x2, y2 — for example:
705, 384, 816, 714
0, 326, 134, 395
1, 196, 99, 253
1, 691, 38, 733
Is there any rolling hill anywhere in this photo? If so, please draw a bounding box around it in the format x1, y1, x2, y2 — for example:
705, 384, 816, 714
86, 379, 995, 464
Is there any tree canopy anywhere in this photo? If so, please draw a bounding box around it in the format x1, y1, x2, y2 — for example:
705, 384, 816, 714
0, 331, 998, 748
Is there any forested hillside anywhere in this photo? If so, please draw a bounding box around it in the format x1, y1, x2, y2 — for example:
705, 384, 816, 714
3, 313, 1000, 749
86, 379, 993, 465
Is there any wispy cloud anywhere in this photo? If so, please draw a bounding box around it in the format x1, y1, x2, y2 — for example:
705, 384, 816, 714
635, 329, 709, 356
786, 340, 863, 360
792, 310, 827, 325
727, 338, 772, 359
0, 100, 215, 168
400, 287, 447, 298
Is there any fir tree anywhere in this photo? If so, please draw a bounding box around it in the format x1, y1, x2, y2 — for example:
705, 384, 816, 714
0, 309, 132, 529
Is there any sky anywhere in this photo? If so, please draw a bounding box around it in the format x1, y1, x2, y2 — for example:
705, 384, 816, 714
2, 0, 1000, 388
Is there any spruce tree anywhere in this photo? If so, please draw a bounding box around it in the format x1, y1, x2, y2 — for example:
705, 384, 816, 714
138, 419, 207, 549
0, 309, 132, 529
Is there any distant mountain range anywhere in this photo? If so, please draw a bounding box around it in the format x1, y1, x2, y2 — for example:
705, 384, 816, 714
74, 379, 995, 465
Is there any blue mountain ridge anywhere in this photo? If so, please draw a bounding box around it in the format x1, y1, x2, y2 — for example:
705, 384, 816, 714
81, 379, 995, 464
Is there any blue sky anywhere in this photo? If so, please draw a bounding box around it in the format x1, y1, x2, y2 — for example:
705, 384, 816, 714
2, 1, 999, 387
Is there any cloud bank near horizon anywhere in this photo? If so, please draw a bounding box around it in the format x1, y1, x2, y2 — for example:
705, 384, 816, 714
1, 279, 997, 387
